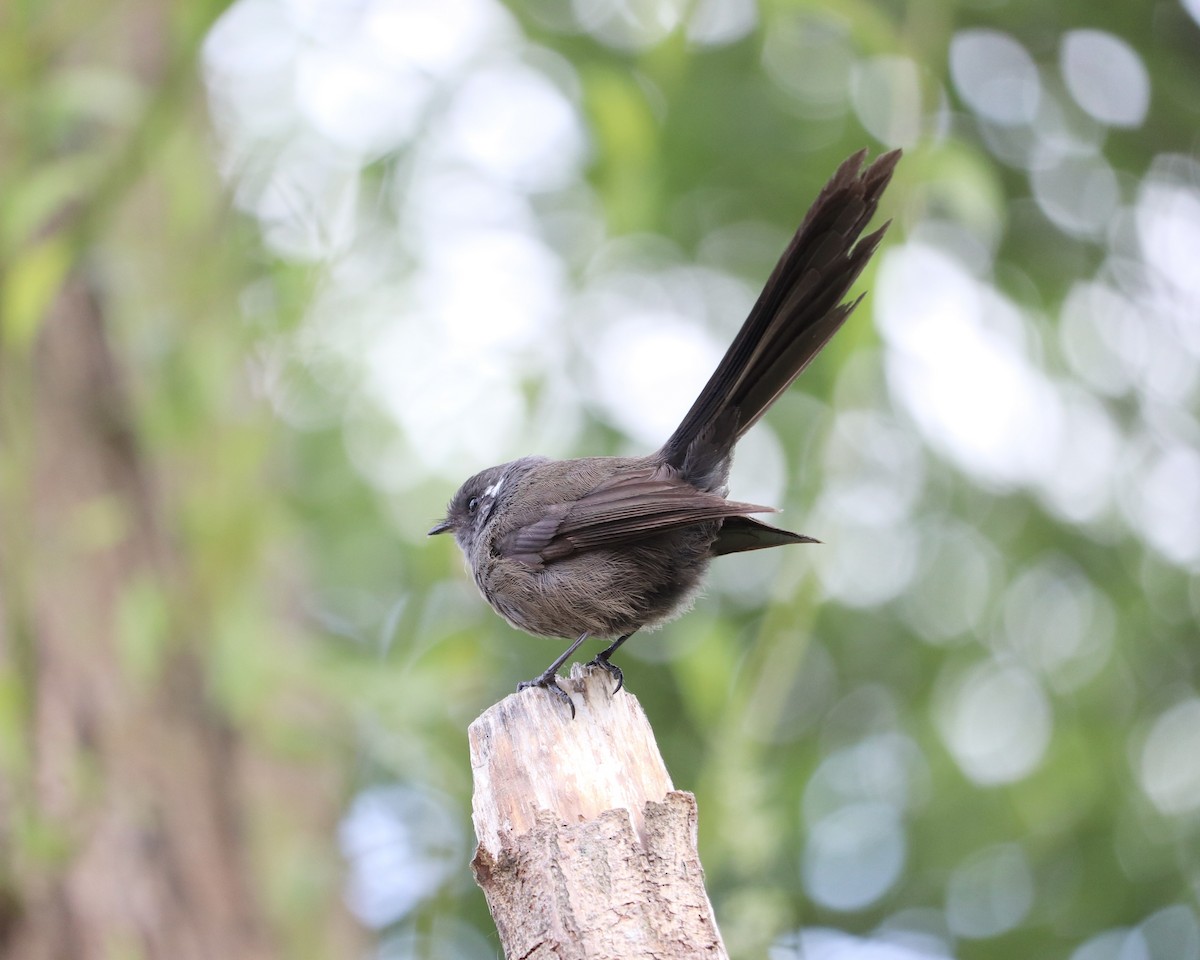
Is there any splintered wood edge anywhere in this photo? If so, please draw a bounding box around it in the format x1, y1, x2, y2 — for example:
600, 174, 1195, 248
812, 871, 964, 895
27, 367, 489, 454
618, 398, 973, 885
469, 664, 676, 857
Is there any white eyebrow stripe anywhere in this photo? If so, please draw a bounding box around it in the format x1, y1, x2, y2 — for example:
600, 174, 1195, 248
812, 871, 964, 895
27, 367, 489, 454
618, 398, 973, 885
483, 472, 506, 499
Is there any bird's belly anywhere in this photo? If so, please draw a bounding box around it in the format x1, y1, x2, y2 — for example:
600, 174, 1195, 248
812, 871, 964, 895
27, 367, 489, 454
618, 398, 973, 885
477, 529, 716, 640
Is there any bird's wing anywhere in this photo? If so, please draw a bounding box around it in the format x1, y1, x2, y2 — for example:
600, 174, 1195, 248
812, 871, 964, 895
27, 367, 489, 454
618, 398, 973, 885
497, 465, 773, 566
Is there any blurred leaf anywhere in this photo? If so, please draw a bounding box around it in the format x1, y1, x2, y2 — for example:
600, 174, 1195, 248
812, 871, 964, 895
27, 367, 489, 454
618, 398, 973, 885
1, 236, 71, 345
116, 575, 171, 687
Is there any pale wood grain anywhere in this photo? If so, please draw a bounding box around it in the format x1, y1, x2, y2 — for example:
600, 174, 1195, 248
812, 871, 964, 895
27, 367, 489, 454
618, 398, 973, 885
469, 664, 729, 959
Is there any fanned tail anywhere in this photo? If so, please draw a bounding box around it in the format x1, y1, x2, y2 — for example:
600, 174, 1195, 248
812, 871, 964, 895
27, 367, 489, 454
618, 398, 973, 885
660, 149, 901, 489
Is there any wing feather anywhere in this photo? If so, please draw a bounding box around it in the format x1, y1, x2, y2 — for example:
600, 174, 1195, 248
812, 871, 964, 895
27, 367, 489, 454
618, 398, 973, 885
496, 466, 774, 566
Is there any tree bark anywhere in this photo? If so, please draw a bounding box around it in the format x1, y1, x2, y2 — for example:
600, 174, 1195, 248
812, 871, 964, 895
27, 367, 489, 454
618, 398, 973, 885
0, 4, 360, 956
469, 665, 729, 959
0, 276, 272, 959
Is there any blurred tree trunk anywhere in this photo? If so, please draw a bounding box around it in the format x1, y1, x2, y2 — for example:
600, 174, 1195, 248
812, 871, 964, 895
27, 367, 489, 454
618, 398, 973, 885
0, 2, 358, 958
2, 278, 266, 959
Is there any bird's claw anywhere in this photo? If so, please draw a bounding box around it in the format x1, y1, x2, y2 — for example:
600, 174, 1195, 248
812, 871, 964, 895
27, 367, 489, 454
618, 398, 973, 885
587, 655, 624, 696
517, 672, 576, 719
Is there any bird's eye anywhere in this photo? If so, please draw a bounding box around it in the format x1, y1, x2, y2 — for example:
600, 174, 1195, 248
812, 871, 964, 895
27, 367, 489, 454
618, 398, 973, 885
467, 497, 479, 514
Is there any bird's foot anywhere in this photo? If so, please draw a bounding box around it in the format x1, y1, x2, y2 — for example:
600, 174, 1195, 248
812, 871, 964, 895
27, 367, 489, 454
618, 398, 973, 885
587, 654, 624, 696
517, 670, 576, 719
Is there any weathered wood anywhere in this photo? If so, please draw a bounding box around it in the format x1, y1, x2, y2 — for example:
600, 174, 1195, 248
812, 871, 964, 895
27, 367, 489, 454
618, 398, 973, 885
469, 664, 728, 959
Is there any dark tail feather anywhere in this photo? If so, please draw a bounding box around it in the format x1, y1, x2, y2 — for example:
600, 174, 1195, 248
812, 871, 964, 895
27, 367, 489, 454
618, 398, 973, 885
712, 515, 819, 556
660, 149, 900, 487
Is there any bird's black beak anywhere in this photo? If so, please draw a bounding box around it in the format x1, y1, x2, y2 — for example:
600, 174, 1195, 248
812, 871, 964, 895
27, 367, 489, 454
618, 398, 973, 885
428, 519, 453, 536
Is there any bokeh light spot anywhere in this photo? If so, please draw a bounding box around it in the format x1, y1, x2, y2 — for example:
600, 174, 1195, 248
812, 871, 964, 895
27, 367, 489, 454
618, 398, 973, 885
686, 0, 757, 47
761, 16, 852, 118
950, 29, 1040, 125
903, 519, 999, 645
571, 0, 688, 51
1001, 555, 1116, 691
850, 56, 924, 148
1061, 30, 1150, 128
339, 785, 463, 928
1031, 154, 1120, 238
877, 244, 1062, 490
1138, 698, 1200, 815
1121, 443, 1200, 567
935, 660, 1052, 785
945, 843, 1034, 938
591, 311, 723, 446
1140, 905, 1200, 960
802, 802, 907, 912
772, 927, 951, 960
446, 61, 586, 190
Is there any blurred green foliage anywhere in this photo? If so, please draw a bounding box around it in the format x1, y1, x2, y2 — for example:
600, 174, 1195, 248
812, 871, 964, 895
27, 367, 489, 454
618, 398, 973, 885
3, 0, 1199, 957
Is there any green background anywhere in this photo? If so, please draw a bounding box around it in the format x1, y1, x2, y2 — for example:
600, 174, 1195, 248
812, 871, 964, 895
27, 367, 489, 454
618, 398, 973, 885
2, 0, 1198, 957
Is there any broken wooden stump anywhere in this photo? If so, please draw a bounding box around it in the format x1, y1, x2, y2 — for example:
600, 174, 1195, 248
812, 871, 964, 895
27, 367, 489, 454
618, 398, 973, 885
469, 664, 728, 959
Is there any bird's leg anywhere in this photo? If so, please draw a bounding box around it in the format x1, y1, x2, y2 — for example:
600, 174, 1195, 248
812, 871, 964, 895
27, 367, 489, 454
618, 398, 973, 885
588, 632, 635, 695
517, 632, 591, 719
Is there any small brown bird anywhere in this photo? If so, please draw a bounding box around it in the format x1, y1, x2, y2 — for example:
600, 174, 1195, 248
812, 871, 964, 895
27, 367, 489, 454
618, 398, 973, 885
431, 149, 900, 714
